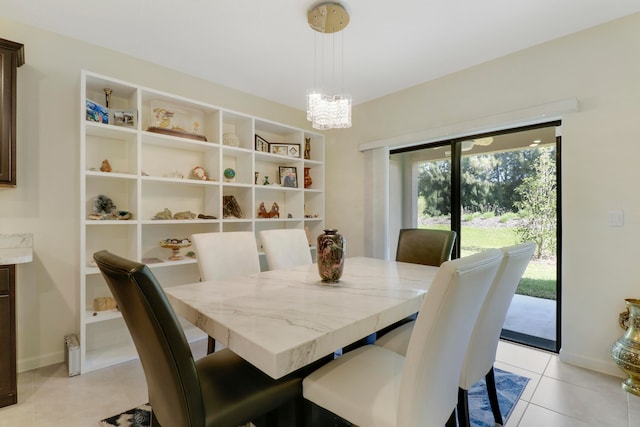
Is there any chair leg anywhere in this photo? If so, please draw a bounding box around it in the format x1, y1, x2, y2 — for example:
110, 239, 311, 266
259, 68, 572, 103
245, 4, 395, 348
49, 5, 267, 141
485, 366, 503, 425
265, 410, 279, 427
457, 387, 470, 427
445, 408, 458, 427
293, 395, 305, 427
150, 410, 162, 427
207, 336, 216, 354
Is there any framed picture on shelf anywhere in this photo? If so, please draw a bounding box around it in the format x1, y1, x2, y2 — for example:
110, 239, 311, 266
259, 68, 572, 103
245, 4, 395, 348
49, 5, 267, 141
255, 135, 270, 152
279, 166, 298, 188
270, 143, 300, 158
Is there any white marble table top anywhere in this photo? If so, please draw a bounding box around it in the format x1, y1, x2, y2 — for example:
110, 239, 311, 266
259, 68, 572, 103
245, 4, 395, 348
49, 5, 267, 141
0, 233, 33, 265
165, 257, 438, 379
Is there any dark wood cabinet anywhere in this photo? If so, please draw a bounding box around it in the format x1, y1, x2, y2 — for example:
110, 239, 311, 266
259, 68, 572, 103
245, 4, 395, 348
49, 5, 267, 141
0, 264, 16, 407
0, 38, 24, 186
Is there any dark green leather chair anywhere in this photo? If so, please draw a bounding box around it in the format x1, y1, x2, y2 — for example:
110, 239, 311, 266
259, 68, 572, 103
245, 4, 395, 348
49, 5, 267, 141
93, 250, 302, 427
395, 228, 456, 266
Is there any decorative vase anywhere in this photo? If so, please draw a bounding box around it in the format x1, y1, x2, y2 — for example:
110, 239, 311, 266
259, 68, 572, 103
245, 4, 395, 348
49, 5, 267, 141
612, 298, 640, 396
317, 229, 345, 283
304, 167, 313, 188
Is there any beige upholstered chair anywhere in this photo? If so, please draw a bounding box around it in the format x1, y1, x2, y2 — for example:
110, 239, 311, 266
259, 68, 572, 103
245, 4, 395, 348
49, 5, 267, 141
395, 228, 456, 266
375, 242, 536, 427
93, 250, 302, 427
191, 231, 261, 352
303, 249, 503, 427
258, 228, 312, 270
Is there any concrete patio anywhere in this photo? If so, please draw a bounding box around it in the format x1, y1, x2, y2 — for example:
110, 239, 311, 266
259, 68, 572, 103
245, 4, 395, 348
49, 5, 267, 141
504, 294, 557, 342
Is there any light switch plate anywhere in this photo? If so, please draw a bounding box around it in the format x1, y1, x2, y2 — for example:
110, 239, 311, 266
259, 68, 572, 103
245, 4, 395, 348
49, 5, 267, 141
608, 210, 624, 227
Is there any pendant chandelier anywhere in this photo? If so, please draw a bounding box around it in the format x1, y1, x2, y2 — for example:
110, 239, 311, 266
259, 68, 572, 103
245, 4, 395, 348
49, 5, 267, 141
306, 2, 352, 130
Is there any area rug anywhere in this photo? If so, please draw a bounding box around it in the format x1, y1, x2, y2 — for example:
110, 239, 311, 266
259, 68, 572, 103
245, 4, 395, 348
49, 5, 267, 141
99, 368, 528, 427
468, 367, 529, 427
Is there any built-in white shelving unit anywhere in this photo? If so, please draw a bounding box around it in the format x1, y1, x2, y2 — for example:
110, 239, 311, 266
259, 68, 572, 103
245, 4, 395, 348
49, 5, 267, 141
79, 70, 324, 373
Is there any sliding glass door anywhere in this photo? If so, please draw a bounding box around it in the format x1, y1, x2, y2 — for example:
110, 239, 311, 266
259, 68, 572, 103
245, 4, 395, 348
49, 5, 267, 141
389, 122, 560, 352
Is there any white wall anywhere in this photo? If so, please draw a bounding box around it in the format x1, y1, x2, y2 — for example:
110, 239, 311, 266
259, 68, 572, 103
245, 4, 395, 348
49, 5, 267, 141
325, 13, 640, 376
0, 17, 312, 371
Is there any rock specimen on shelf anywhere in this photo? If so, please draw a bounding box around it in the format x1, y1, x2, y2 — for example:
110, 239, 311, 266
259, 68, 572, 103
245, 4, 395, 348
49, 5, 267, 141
153, 208, 173, 220
174, 210, 196, 220
223, 195, 243, 218
93, 194, 114, 213
197, 213, 217, 220
192, 166, 208, 180
93, 297, 117, 311
100, 159, 112, 172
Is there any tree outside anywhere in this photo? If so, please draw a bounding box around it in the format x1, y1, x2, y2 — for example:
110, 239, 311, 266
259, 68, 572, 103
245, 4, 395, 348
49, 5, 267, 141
417, 145, 557, 299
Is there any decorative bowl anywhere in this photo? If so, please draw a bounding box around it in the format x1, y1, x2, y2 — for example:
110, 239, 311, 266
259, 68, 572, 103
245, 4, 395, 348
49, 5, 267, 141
160, 238, 192, 260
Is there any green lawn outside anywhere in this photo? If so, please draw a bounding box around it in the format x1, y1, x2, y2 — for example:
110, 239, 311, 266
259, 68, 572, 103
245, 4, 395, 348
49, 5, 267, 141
421, 221, 557, 300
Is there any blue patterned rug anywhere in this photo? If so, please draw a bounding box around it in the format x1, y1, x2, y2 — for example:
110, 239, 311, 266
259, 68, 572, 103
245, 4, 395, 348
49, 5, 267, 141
469, 367, 529, 427
99, 368, 528, 426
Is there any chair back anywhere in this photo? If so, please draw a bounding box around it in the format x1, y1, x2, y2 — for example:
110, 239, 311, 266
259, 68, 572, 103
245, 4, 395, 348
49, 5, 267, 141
93, 250, 204, 427
398, 249, 503, 426
258, 228, 312, 270
191, 231, 260, 281
395, 228, 456, 266
459, 242, 536, 390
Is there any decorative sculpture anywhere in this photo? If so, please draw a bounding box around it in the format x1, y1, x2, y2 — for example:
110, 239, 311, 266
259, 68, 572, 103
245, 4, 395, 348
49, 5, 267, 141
257, 202, 269, 218
257, 202, 280, 218
268, 202, 280, 218
304, 137, 311, 160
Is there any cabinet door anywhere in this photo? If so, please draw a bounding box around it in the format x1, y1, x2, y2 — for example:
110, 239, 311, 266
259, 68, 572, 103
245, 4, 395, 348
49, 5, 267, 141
0, 39, 24, 186
0, 265, 16, 407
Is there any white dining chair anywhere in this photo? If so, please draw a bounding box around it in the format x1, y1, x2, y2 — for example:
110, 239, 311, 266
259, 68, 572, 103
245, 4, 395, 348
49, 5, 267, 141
190, 231, 261, 352
191, 231, 260, 281
258, 228, 312, 270
375, 242, 536, 427
303, 248, 503, 427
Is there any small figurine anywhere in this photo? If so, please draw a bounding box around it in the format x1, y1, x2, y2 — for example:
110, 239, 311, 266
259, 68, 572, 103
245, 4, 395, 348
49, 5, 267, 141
100, 159, 112, 172
263, 176, 270, 185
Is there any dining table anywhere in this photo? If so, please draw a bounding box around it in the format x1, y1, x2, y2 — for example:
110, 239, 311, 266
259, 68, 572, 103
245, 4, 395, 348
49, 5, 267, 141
164, 256, 439, 379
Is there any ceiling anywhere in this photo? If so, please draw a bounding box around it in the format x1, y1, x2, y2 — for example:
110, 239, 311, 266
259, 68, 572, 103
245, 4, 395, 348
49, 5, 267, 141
2, 1, 640, 111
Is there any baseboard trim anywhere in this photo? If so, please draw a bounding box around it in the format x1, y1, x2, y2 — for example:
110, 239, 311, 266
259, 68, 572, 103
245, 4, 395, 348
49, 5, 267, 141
18, 350, 63, 373
559, 349, 624, 378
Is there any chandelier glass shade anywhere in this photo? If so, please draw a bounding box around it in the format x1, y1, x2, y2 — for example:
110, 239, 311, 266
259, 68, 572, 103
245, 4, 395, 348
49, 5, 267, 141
306, 3, 351, 130
307, 91, 352, 130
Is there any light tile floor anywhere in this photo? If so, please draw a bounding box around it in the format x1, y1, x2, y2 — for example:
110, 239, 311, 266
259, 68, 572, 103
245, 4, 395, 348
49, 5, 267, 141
0, 341, 636, 426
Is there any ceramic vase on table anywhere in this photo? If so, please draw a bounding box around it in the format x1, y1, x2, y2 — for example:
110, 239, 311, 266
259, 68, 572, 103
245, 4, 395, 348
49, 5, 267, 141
317, 229, 345, 283
612, 298, 640, 396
